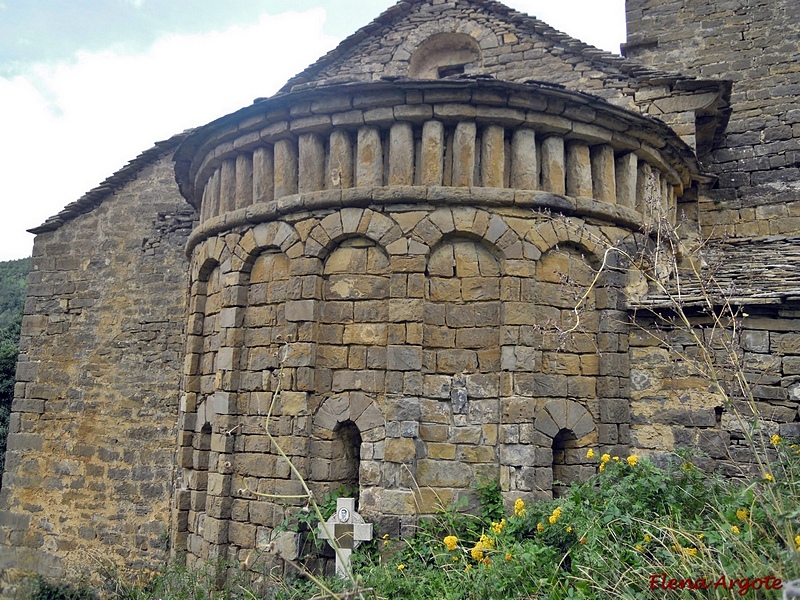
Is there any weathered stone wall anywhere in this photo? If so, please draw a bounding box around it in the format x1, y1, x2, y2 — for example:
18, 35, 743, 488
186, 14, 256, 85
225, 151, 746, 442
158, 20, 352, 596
3, 0, 799, 588
177, 203, 635, 572
629, 308, 800, 471
625, 0, 800, 236
0, 151, 194, 580
172, 75, 702, 571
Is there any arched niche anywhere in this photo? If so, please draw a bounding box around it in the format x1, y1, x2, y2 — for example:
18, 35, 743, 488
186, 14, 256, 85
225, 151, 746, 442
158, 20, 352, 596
242, 250, 292, 394
312, 392, 385, 496
424, 236, 502, 376
331, 420, 362, 493
318, 237, 391, 394
534, 400, 597, 498
408, 32, 483, 79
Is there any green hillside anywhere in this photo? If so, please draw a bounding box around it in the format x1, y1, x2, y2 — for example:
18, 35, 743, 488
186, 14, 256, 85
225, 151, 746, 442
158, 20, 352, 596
0, 257, 30, 481
0, 257, 29, 331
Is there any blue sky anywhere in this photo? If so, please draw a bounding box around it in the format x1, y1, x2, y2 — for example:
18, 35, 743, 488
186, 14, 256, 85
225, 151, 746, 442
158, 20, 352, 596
0, 0, 625, 261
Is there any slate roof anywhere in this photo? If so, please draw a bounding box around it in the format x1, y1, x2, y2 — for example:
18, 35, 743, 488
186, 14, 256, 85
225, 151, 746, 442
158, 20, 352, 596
637, 235, 800, 307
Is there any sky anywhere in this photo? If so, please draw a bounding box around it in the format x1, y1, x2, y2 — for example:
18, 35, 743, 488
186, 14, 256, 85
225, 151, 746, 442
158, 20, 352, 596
0, 0, 626, 261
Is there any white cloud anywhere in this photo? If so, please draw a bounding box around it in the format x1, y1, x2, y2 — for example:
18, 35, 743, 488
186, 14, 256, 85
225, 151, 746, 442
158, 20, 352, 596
0, 2, 627, 261
0, 9, 337, 260
509, 0, 626, 54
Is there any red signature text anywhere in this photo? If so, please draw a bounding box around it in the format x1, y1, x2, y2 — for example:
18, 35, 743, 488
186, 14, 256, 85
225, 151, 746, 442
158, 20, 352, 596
649, 573, 782, 595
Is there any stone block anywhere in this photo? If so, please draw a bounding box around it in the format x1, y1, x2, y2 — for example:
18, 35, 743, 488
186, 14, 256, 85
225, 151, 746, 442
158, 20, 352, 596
384, 438, 416, 463
599, 398, 630, 423
499, 444, 534, 466
415, 459, 471, 487
285, 297, 317, 321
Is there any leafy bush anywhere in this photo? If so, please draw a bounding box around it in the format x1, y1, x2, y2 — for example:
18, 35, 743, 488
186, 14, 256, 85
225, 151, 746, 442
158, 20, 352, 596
29, 576, 95, 600
276, 446, 800, 600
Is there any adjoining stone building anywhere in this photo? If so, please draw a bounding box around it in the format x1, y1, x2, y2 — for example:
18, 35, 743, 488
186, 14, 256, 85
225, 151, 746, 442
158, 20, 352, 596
1, 0, 799, 584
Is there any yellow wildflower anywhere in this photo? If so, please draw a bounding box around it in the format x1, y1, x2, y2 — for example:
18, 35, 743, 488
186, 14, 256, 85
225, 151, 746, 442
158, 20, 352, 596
586, 448, 595, 459
471, 544, 484, 561
685, 547, 698, 556
731, 526, 740, 534
627, 455, 639, 467
600, 453, 611, 464
479, 534, 495, 549
443, 535, 458, 551
537, 522, 544, 533
491, 519, 506, 534
612, 456, 620, 461
465, 564, 472, 572
643, 535, 651, 543
764, 473, 774, 482
548, 515, 557, 524
795, 534, 800, 549
599, 463, 605, 472
514, 498, 526, 517
397, 564, 405, 571
635, 544, 643, 552
771, 434, 781, 446
505, 552, 512, 561
453, 556, 459, 562
566, 526, 573, 533
736, 508, 748, 522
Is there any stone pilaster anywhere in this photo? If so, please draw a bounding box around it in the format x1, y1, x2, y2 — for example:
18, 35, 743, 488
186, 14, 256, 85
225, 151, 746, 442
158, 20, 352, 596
274, 139, 298, 199
253, 145, 274, 204
540, 136, 566, 195
220, 158, 237, 213
235, 153, 254, 210
329, 130, 353, 189
299, 133, 325, 193
615, 153, 638, 210
420, 120, 444, 186
510, 128, 538, 190
566, 141, 592, 198
590, 144, 616, 204
452, 121, 476, 187
388, 122, 414, 186
357, 126, 383, 187
481, 124, 505, 188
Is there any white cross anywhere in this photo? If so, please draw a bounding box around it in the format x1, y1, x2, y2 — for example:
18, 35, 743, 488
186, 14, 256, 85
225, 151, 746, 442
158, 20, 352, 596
317, 497, 373, 578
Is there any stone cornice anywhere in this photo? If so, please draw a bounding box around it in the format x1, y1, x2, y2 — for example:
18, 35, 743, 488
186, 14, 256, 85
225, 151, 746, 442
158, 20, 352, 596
174, 80, 701, 241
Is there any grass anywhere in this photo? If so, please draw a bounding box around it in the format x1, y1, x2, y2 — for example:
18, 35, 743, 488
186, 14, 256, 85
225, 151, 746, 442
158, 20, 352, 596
37, 440, 796, 600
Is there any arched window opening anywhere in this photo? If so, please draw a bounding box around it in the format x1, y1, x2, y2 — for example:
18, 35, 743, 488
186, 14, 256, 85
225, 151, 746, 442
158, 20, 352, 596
408, 32, 483, 79
331, 420, 362, 494
552, 428, 579, 498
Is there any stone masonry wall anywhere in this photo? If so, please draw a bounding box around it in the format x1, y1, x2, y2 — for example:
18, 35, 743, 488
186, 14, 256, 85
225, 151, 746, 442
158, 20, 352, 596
629, 307, 800, 472
0, 152, 195, 581
176, 203, 635, 571
625, 0, 800, 237
291, 0, 660, 110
